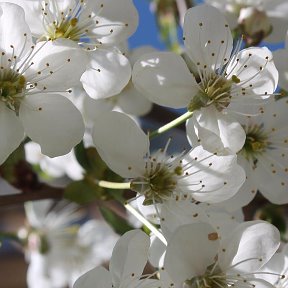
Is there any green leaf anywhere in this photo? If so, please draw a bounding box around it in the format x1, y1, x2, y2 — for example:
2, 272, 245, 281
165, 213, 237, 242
99, 206, 133, 235
0, 143, 26, 183
64, 178, 108, 204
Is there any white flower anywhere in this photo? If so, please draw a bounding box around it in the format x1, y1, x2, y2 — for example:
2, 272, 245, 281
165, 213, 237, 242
132, 5, 278, 154
205, 0, 288, 44
5, 0, 138, 101
233, 98, 288, 205
3, 0, 138, 45
163, 221, 280, 288
92, 111, 245, 205
20, 200, 119, 288
0, 3, 87, 164
148, 199, 244, 268
73, 229, 158, 288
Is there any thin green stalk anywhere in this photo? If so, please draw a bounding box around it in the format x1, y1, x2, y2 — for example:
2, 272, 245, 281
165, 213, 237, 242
96, 180, 131, 190
149, 110, 193, 139
125, 202, 167, 245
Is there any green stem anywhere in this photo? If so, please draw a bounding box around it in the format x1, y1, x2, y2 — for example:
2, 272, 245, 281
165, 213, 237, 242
96, 180, 131, 190
125, 202, 167, 245
149, 110, 193, 139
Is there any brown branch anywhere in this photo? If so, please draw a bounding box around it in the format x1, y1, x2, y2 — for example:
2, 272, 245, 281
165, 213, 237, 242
0, 184, 64, 207
0, 159, 65, 207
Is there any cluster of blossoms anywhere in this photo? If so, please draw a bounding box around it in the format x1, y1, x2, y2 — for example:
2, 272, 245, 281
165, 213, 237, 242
1, 0, 288, 288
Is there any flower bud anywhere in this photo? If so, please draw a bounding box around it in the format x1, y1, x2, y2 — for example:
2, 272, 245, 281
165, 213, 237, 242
238, 7, 272, 45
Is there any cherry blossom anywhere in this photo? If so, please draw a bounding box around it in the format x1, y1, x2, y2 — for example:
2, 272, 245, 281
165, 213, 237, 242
92, 111, 245, 205
163, 221, 280, 288
73, 230, 159, 288
0, 3, 87, 164
19, 200, 119, 288
133, 5, 278, 154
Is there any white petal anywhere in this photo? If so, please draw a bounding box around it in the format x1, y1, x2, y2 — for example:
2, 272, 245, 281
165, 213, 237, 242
160, 200, 210, 237
149, 235, 166, 268
265, 1, 288, 43
213, 156, 258, 211
259, 249, 287, 284
26, 39, 88, 90
129, 46, 157, 66
109, 230, 150, 287
0, 103, 24, 164
273, 49, 288, 91
181, 146, 246, 203
0, 2, 32, 61
24, 200, 53, 228
27, 252, 52, 288
253, 153, 288, 204
24, 141, 43, 165
83, 96, 114, 123
92, 111, 149, 178
73, 266, 112, 288
183, 5, 233, 70
81, 49, 131, 99
117, 82, 153, 116
219, 221, 280, 273
81, 0, 139, 44
187, 107, 246, 154
227, 47, 278, 96
164, 223, 219, 284
132, 52, 198, 108
19, 94, 84, 157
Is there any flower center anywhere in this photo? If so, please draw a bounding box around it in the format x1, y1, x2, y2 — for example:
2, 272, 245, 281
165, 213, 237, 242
188, 75, 234, 112
131, 162, 182, 205
45, 17, 82, 41
185, 264, 227, 288
240, 123, 269, 163
40, 0, 92, 42
0, 69, 26, 111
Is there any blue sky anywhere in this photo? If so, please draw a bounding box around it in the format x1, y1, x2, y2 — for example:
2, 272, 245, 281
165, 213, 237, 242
129, 0, 167, 50
128, 0, 284, 51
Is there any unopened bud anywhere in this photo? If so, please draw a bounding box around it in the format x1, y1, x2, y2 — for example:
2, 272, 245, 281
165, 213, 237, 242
238, 7, 272, 45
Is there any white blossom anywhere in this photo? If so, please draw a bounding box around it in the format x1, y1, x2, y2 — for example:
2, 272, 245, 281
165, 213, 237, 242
132, 5, 278, 154
0, 3, 87, 164
73, 229, 159, 288
20, 200, 119, 288
92, 111, 245, 205
163, 221, 280, 288
2, 0, 138, 45
236, 98, 288, 205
